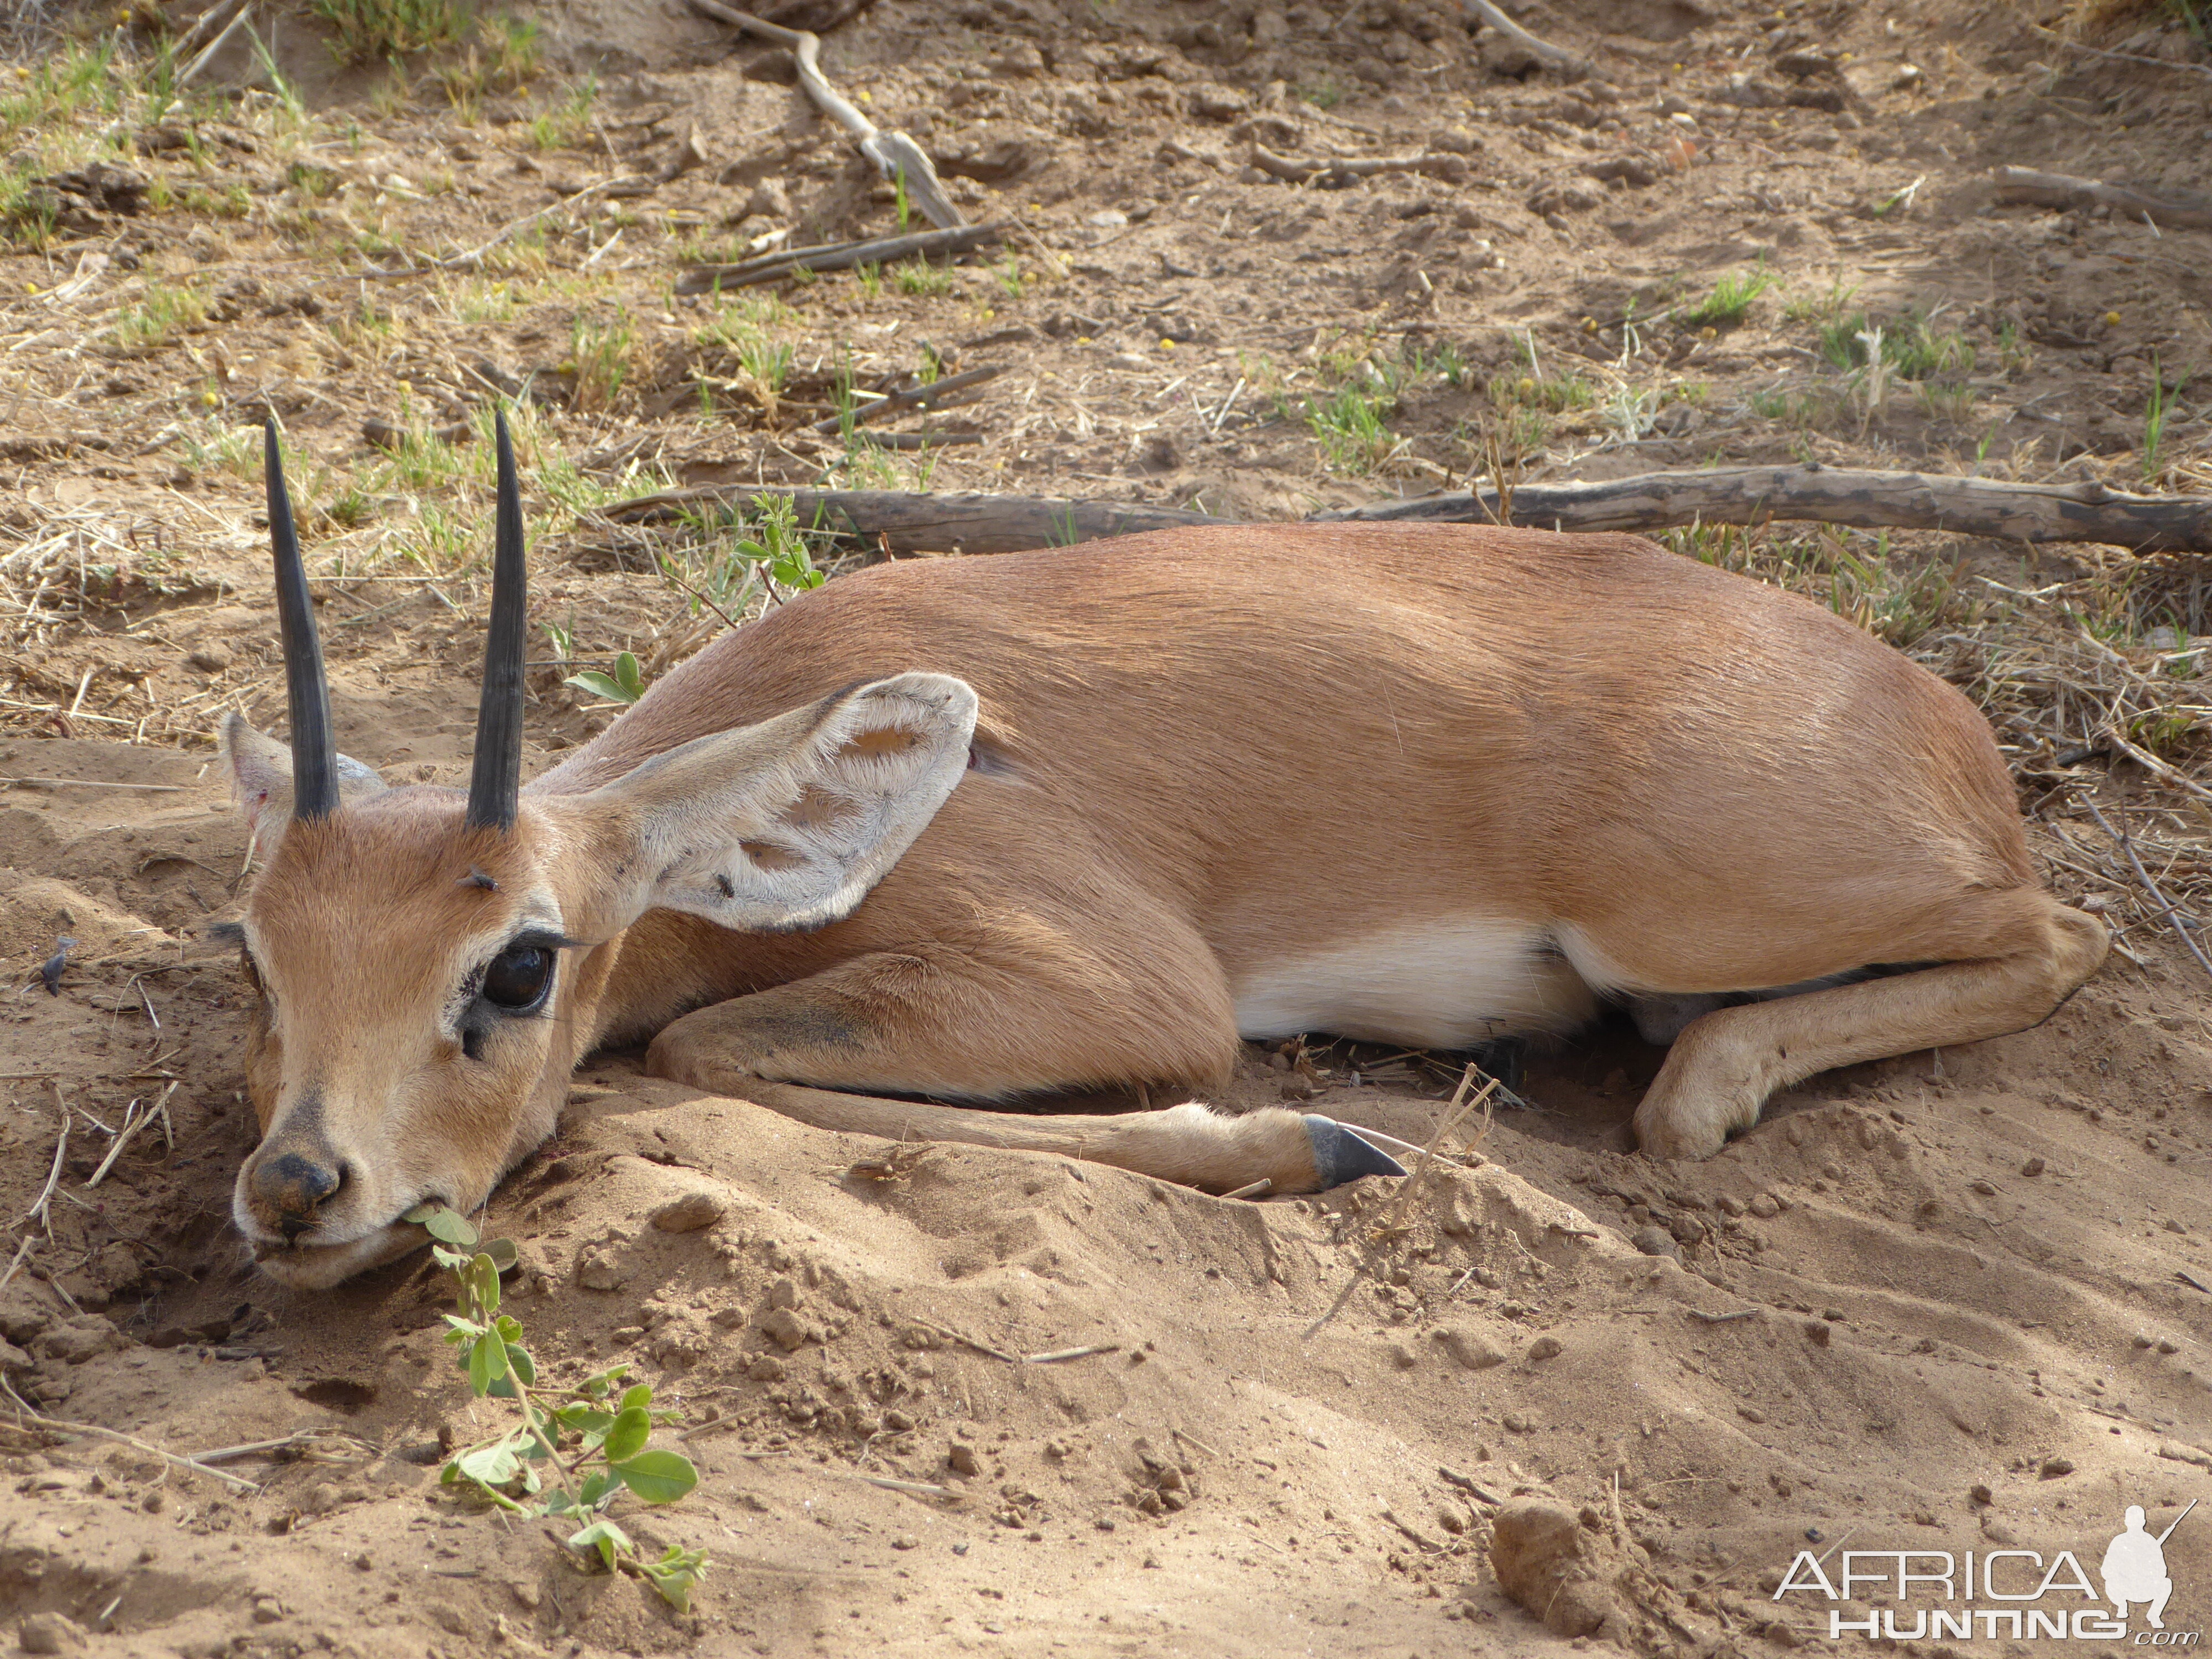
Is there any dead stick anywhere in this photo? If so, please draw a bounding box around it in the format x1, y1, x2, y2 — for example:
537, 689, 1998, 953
85, 1081, 179, 1188
1991, 166, 2212, 232
915, 1318, 1018, 1364
1324, 465, 2212, 552
685, 0, 965, 230
2084, 800, 2212, 984
844, 1472, 958, 1499
18, 1109, 67, 1230
611, 467, 2212, 555
1171, 1426, 1221, 1459
1463, 0, 1584, 67
810, 366, 1004, 435
0, 776, 186, 792
168, 0, 251, 61
675, 223, 1007, 293
0, 1235, 33, 1296
1024, 1344, 1119, 1364
1, 1378, 262, 1493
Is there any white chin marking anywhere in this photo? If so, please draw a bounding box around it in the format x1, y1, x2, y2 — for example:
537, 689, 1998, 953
1232, 916, 1595, 1048
251, 1224, 426, 1290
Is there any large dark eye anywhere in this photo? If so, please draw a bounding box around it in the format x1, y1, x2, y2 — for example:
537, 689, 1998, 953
481, 946, 554, 1011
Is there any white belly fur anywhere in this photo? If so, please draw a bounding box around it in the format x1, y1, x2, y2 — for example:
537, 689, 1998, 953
1232, 917, 1595, 1048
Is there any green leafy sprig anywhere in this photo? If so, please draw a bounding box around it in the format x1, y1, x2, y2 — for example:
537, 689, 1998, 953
408, 1203, 709, 1611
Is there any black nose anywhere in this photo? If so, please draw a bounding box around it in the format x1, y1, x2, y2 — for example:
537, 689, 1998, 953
250, 1149, 346, 1238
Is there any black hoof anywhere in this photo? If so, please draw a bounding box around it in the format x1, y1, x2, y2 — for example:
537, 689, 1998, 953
1304, 1116, 1408, 1188
1467, 1037, 1526, 1094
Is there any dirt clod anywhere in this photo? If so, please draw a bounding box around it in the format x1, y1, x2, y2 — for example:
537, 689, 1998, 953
650, 1190, 727, 1232
1488, 1499, 1641, 1640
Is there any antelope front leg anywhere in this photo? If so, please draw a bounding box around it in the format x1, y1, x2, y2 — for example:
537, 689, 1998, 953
641, 948, 1404, 1193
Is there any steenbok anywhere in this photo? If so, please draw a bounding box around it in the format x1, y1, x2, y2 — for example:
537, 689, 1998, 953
219, 416, 2106, 1286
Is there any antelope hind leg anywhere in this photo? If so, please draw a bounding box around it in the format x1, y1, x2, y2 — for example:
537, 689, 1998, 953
1634, 899, 2109, 1159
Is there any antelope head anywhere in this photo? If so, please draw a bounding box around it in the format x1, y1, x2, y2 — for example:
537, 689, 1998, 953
222, 417, 975, 1288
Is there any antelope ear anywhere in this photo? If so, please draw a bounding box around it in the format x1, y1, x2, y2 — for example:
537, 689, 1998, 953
554, 672, 978, 938
221, 712, 389, 837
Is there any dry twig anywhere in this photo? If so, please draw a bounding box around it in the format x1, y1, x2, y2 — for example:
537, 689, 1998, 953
2, 1377, 262, 1492
2084, 801, 2212, 983
686, 0, 965, 229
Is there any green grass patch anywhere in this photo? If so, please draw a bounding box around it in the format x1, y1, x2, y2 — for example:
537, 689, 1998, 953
311, 0, 466, 64
1681, 267, 1775, 328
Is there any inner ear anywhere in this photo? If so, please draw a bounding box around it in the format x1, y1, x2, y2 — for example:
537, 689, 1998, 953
557, 671, 979, 939
843, 727, 920, 759
221, 712, 390, 838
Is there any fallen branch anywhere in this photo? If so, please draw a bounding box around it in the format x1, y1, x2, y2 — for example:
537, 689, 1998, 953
1251, 145, 1470, 185
686, 0, 965, 230
675, 222, 1007, 293
171, 0, 255, 93
1991, 166, 2212, 232
810, 364, 1003, 435
168, 0, 252, 62
608, 468, 2212, 554
1322, 465, 2212, 552
607, 486, 1209, 552
1463, 0, 1586, 70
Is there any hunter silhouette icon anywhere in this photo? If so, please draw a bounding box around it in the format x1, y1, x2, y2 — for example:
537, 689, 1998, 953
2103, 1500, 2194, 1629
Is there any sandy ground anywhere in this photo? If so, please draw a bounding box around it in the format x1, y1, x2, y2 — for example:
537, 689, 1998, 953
3, 0, 2212, 1651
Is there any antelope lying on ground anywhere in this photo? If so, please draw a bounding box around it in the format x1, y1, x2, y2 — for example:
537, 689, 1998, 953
220, 417, 2107, 1287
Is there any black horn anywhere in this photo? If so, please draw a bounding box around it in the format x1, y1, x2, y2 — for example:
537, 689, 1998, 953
265, 419, 338, 821
465, 409, 528, 832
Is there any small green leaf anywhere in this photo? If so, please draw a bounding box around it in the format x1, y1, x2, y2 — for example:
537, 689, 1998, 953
613, 651, 645, 699
576, 1364, 630, 1398
488, 1340, 535, 1397
456, 1438, 520, 1486
618, 1383, 653, 1414
415, 1207, 479, 1247
542, 1488, 577, 1514
612, 1448, 697, 1505
637, 1545, 708, 1613
468, 1329, 509, 1394
566, 669, 641, 705
601, 1405, 651, 1464
429, 1244, 470, 1270
566, 1518, 630, 1573
484, 1237, 520, 1273
578, 1469, 616, 1509
463, 1253, 501, 1316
